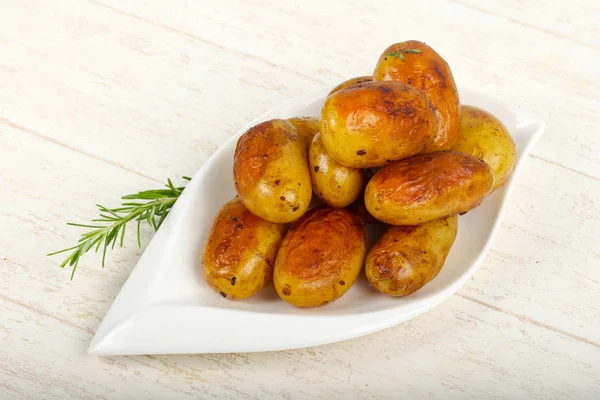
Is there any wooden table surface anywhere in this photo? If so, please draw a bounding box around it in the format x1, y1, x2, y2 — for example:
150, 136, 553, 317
1, 0, 599, 398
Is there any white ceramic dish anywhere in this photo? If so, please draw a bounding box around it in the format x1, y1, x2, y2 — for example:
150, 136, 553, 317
88, 87, 544, 356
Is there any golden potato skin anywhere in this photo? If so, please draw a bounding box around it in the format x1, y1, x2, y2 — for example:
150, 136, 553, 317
274, 207, 367, 307
320, 80, 438, 168
309, 133, 364, 208
366, 216, 458, 296
202, 198, 288, 299
287, 117, 320, 149
373, 40, 460, 152
328, 75, 373, 95
233, 119, 312, 223
365, 151, 494, 225
452, 105, 516, 190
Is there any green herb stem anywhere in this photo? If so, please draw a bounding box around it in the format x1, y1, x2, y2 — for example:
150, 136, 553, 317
48, 176, 191, 279
385, 48, 422, 61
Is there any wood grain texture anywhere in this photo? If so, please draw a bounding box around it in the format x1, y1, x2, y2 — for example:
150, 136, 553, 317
0, 0, 599, 398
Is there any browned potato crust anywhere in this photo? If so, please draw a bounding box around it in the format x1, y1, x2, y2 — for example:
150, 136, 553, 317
273, 207, 367, 307
320, 81, 438, 168
233, 119, 312, 223
373, 40, 460, 151
287, 117, 320, 149
309, 133, 364, 208
452, 105, 516, 190
202, 198, 288, 299
328, 75, 373, 95
365, 151, 494, 225
366, 216, 458, 296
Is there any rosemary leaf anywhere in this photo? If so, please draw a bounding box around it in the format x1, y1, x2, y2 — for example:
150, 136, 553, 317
48, 177, 190, 279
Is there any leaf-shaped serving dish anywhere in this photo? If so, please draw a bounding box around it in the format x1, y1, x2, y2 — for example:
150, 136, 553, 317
88, 87, 545, 355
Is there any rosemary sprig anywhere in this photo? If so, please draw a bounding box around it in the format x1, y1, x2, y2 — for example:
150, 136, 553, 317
48, 176, 191, 279
385, 48, 422, 61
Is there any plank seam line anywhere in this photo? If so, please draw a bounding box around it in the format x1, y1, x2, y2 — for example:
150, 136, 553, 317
0, 117, 162, 183
457, 293, 600, 349
88, 0, 328, 85
449, 0, 598, 51
529, 154, 599, 182
0, 293, 96, 336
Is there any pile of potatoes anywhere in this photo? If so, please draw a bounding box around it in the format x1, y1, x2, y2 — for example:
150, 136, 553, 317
202, 40, 517, 307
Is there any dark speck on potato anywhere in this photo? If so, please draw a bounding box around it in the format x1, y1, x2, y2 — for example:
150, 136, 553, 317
357, 149, 367, 156
231, 276, 237, 286
236, 224, 243, 230
219, 291, 226, 298
314, 166, 319, 172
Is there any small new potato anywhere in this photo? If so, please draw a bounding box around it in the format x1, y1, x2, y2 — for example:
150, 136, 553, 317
320, 81, 438, 168
366, 216, 458, 296
233, 119, 312, 223
274, 207, 367, 307
288, 117, 320, 149
309, 133, 364, 208
328, 75, 373, 95
452, 105, 516, 190
202, 198, 288, 299
365, 151, 494, 225
373, 40, 460, 151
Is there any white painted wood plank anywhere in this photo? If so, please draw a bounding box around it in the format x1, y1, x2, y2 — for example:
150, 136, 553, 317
0, 123, 160, 332
452, 0, 600, 48
0, 0, 324, 183
1, 294, 599, 399
0, 0, 598, 181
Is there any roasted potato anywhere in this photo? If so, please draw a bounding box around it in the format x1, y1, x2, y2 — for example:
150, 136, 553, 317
288, 117, 320, 149
202, 198, 288, 299
365, 151, 494, 225
452, 105, 516, 190
373, 40, 460, 151
309, 133, 364, 208
233, 119, 312, 223
366, 216, 458, 296
328, 75, 373, 95
320, 81, 438, 168
274, 207, 367, 307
